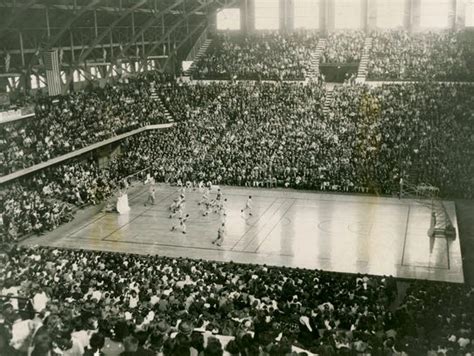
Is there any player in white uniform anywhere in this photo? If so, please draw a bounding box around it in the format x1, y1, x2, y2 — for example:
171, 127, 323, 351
241, 196, 253, 217
220, 211, 227, 225
170, 194, 185, 212
170, 196, 185, 219
212, 223, 226, 246
216, 188, 222, 201
186, 180, 193, 191
219, 198, 228, 216
144, 177, 156, 207
174, 205, 185, 219
197, 181, 205, 192
198, 188, 210, 206
176, 179, 186, 195
214, 189, 223, 213
171, 214, 189, 234
202, 200, 213, 216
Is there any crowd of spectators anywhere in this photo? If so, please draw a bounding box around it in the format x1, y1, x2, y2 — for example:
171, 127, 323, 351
0, 76, 167, 176
0, 91, 35, 112
1, 34, 474, 355
116, 81, 334, 190
1, 245, 473, 355
191, 32, 319, 80
321, 31, 365, 64
125, 81, 474, 198
0, 159, 121, 240
327, 82, 474, 198
2, 80, 474, 241
367, 30, 474, 81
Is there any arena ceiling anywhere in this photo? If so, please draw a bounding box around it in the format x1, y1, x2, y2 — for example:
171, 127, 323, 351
0, 0, 237, 74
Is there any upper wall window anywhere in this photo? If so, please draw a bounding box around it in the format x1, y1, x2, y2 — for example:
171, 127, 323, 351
334, 0, 362, 29
255, 0, 279, 30
466, 0, 474, 26
420, 0, 450, 28
217, 8, 241, 30
375, 0, 404, 28
294, 0, 320, 30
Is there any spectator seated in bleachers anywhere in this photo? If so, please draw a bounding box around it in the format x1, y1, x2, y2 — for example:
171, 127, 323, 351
2, 81, 474, 242
192, 32, 319, 81
321, 31, 365, 64
367, 30, 474, 81
1, 245, 473, 355
0, 74, 169, 177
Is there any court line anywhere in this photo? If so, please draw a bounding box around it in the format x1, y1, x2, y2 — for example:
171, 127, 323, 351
101, 190, 177, 241
400, 205, 410, 266
65, 213, 107, 239
56, 235, 295, 257
128, 188, 149, 202
139, 209, 220, 222
254, 199, 296, 253
68, 188, 172, 238
400, 262, 450, 270
22, 184, 461, 282
230, 198, 279, 251
236, 199, 287, 252
446, 238, 451, 270
218, 187, 421, 206
240, 199, 289, 252
400, 205, 450, 270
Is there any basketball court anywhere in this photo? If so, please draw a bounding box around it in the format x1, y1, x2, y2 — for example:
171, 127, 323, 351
20, 184, 464, 283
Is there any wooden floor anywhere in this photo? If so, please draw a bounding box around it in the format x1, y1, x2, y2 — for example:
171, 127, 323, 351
21, 184, 464, 283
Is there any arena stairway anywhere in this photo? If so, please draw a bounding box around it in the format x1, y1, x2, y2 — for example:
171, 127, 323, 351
183, 38, 212, 77
307, 38, 326, 81
356, 37, 372, 83
150, 85, 174, 122
322, 84, 334, 115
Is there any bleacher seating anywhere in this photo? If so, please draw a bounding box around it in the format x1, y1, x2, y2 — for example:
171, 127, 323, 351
1, 245, 472, 355
191, 32, 319, 80
0, 74, 169, 177
367, 30, 474, 81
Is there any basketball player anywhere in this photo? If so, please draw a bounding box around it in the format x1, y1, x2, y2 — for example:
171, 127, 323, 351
198, 187, 210, 206
176, 179, 187, 195
216, 188, 223, 202
219, 198, 228, 216
170, 194, 185, 212
171, 201, 185, 219
186, 180, 193, 191
197, 180, 205, 192
241, 195, 253, 217
202, 200, 213, 217
220, 212, 227, 225
212, 223, 226, 246
144, 177, 156, 207
170, 197, 185, 219
214, 189, 223, 213
171, 213, 189, 234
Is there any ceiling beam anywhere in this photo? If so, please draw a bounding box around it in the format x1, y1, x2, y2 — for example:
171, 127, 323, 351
111, 0, 185, 61
142, 1, 210, 60
46, 0, 104, 51
23, 0, 104, 75
163, 21, 206, 69
0, 0, 41, 40
0, 1, 155, 14
74, 0, 147, 64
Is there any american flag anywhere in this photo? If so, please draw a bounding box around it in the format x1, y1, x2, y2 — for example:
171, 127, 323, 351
43, 50, 62, 96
